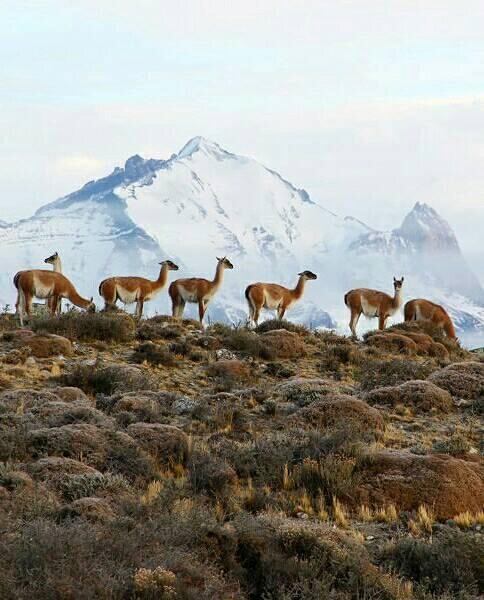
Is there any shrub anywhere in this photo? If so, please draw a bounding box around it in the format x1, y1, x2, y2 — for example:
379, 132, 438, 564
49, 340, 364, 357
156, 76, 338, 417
137, 320, 183, 341
188, 451, 237, 496
428, 361, 484, 400
126, 423, 189, 466
57, 472, 130, 501
432, 433, 472, 456
255, 319, 309, 335
365, 380, 454, 414
206, 359, 252, 390
380, 529, 483, 595
221, 328, 276, 360
131, 342, 176, 367
61, 363, 158, 395
32, 312, 136, 343
356, 358, 435, 391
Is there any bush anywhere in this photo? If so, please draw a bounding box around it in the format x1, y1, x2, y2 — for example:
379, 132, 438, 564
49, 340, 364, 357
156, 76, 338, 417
356, 358, 435, 391
56, 472, 130, 501
61, 363, 158, 395
380, 529, 483, 595
220, 328, 276, 360
255, 319, 309, 335
206, 359, 252, 390
131, 342, 176, 367
188, 451, 237, 496
32, 312, 136, 343
365, 380, 454, 414
428, 361, 484, 400
137, 320, 183, 341
126, 423, 189, 466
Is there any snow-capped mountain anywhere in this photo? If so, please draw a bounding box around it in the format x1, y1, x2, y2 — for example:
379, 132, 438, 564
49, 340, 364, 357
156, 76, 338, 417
0, 137, 482, 336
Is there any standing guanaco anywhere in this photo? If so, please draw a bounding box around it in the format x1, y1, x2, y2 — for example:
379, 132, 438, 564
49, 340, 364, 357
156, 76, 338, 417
344, 277, 404, 336
98, 260, 179, 318
245, 270, 318, 327
14, 270, 94, 327
404, 299, 456, 339
169, 257, 234, 324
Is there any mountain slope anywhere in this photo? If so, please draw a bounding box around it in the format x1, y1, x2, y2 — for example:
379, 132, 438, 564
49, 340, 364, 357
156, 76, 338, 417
0, 137, 482, 336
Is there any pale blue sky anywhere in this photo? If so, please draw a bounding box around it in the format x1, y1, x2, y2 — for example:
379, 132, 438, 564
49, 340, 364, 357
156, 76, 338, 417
1, 1, 483, 277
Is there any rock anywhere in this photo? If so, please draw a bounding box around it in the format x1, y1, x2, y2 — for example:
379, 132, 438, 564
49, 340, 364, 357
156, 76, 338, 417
171, 395, 199, 415
428, 361, 484, 400
365, 380, 454, 413
25, 356, 37, 368
356, 450, 484, 519
25, 334, 73, 358
127, 423, 189, 465
216, 348, 238, 361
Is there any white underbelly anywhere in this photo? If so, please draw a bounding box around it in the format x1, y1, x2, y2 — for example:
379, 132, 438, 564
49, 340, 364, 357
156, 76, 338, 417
179, 286, 199, 303
34, 284, 54, 299
361, 298, 379, 318
263, 294, 281, 310
117, 288, 139, 305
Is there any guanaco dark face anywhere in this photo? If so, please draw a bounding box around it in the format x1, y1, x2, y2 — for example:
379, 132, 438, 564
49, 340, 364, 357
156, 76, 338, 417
393, 276, 404, 290
216, 256, 234, 269
44, 251, 59, 265
160, 260, 179, 271
298, 270, 318, 280
87, 297, 96, 312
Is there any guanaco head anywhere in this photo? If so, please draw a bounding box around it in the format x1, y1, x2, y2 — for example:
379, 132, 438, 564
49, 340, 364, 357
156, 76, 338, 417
159, 260, 179, 271
87, 297, 96, 312
44, 251, 59, 265
393, 276, 404, 290
216, 256, 234, 270
298, 270, 318, 280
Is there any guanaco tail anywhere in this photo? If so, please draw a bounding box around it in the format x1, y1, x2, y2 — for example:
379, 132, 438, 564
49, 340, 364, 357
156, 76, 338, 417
98, 260, 179, 318
169, 256, 234, 324
344, 276, 404, 336
404, 298, 456, 339
14, 269, 94, 327
245, 270, 318, 327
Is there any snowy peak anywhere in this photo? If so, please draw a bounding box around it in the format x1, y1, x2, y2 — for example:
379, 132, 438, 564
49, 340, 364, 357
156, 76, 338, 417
124, 154, 165, 180
176, 136, 234, 160
397, 202, 458, 252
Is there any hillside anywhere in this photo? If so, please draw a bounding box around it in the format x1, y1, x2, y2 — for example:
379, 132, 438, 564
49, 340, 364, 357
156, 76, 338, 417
0, 311, 482, 599
0, 137, 483, 336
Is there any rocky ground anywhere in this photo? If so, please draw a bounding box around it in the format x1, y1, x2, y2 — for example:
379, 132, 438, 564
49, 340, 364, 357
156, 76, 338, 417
0, 310, 482, 599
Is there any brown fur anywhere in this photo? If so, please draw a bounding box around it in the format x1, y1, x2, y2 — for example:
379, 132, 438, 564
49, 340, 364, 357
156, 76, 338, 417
169, 257, 234, 323
44, 252, 62, 315
345, 277, 404, 336
245, 270, 317, 326
99, 260, 179, 318
14, 270, 94, 326
404, 298, 456, 339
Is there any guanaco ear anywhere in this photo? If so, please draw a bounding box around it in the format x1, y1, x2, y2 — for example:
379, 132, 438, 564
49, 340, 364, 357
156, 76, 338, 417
401, 276, 405, 282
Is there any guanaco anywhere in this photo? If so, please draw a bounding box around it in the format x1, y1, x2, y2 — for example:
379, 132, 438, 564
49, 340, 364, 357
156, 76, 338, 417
14, 270, 94, 327
169, 256, 234, 323
404, 298, 456, 339
98, 260, 179, 318
44, 252, 63, 315
344, 277, 404, 336
245, 270, 318, 327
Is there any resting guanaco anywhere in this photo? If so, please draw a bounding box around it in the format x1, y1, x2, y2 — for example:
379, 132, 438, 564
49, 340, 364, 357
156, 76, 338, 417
344, 277, 404, 336
44, 252, 63, 315
169, 256, 234, 323
98, 260, 179, 318
245, 270, 318, 327
404, 298, 456, 339
14, 270, 94, 327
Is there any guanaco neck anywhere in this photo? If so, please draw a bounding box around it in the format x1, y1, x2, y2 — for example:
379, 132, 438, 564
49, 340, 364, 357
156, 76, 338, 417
152, 264, 169, 291
67, 287, 91, 309
211, 262, 225, 291
392, 287, 403, 309
53, 256, 62, 273
292, 275, 306, 300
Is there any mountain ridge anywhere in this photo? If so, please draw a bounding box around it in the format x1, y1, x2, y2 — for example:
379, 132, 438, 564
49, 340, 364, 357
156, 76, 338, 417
0, 137, 483, 335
